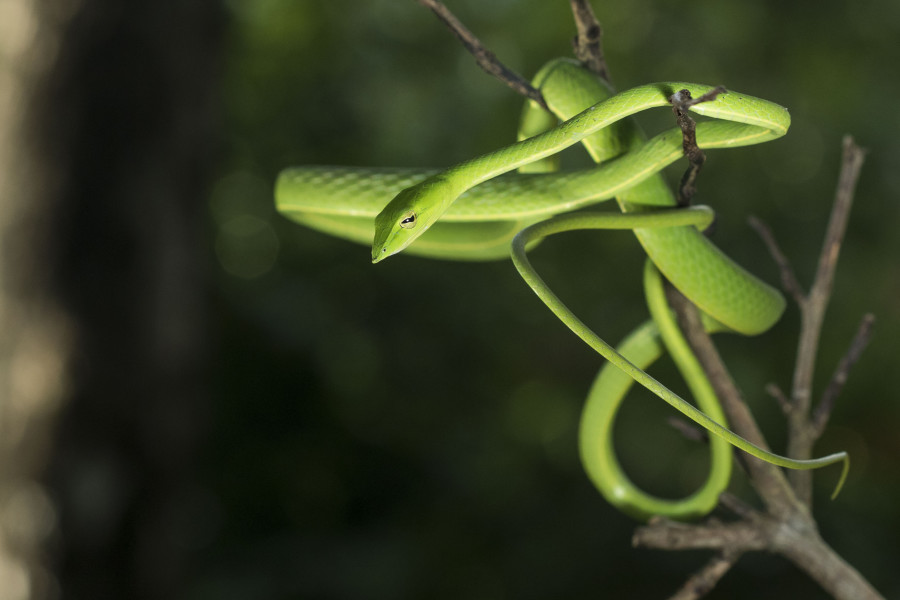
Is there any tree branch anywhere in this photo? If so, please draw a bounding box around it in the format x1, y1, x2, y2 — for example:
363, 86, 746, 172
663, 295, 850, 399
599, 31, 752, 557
668, 551, 743, 600
765, 382, 793, 416
667, 416, 708, 443
568, 0, 609, 80
635, 511, 884, 600
416, 0, 547, 109
647, 129, 879, 597
811, 312, 875, 436
785, 135, 867, 505
649, 135, 878, 598
669, 87, 726, 206
634, 517, 768, 551
775, 529, 884, 600
747, 216, 806, 306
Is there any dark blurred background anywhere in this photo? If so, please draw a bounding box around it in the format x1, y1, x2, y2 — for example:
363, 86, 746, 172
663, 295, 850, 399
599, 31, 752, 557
1, 0, 898, 599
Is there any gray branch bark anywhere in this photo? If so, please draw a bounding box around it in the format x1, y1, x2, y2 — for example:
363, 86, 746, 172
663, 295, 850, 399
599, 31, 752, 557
651, 137, 880, 600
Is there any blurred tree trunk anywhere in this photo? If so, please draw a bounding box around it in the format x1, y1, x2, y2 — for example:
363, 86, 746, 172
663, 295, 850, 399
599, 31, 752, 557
0, 2, 75, 598
0, 0, 223, 598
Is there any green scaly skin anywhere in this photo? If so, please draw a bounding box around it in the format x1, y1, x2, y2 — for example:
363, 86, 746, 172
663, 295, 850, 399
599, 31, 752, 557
370, 75, 789, 261
520, 60, 730, 519
580, 265, 734, 521
274, 59, 850, 520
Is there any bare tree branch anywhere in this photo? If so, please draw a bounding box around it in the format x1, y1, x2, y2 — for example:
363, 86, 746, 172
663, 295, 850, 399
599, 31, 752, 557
747, 136, 866, 505
748, 216, 806, 306
652, 137, 878, 599
765, 382, 793, 416
775, 529, 884, 600
416, 0, 547, 109
667, 416, 708, 442
636, 511, 885, 600
634, 517, 768, 551
569, 0, 609, 80
812, 313, 875, 436
786, 135, 867, 504
668, 551, 742, 600
669, 87, 726, 206
718, 492, 760, 521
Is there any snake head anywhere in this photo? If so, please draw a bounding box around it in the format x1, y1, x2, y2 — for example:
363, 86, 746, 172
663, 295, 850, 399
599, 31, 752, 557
371, 177, 450, 263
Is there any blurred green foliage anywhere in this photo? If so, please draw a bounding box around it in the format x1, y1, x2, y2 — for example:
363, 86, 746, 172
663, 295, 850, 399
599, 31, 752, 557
198, 1, 900, 598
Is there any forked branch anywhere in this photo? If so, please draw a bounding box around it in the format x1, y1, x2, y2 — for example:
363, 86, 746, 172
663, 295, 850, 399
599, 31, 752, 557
654, 137, 878, 600
749, 136, 868, 505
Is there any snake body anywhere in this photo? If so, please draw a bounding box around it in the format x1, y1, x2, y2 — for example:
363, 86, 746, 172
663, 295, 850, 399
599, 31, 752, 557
276, 59, 848, 520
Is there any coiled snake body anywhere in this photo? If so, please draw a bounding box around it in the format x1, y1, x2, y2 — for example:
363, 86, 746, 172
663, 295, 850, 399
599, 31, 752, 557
276, 58, 847, 520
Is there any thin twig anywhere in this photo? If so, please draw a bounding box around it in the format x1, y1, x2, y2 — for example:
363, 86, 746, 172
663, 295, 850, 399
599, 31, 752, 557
568, 0, 609, 81
668, 551, 742, 600
765, 382, 793, 416
681, 87, 729, 109
416, 0, 548, 109
747, 216, 806, 306
669, 87, 726, 206
811, 313, 875, 436
718, 492, 760, 521
807, 137, 868, 325
667, 416, 708, 443
791, 135, 868, 411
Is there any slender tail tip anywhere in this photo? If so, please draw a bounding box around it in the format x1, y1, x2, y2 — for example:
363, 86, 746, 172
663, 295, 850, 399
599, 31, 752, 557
830, 454, 851, 500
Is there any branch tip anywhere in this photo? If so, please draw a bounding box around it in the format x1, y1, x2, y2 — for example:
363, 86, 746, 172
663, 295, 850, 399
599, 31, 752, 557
667, 416, 708, 443
718, 493, 760, 520
668, 88, 720, 206
747, 216, 806, 305
668, 550, 742, 600
764, 382, 793, 415
812, 313, 875, 435
569, 0, 609, 81
416, 0, 548, 109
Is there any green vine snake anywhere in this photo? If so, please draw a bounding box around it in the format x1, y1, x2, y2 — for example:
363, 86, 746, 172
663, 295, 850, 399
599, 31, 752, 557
276, 58, 848, 520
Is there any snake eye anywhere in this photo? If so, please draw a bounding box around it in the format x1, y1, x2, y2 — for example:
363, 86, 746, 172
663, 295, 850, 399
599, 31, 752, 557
399, 212, 417, 229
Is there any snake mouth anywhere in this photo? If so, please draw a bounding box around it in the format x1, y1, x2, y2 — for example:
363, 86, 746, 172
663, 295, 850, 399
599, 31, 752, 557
371, 204, 395, 262
371, 245, 389, 263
